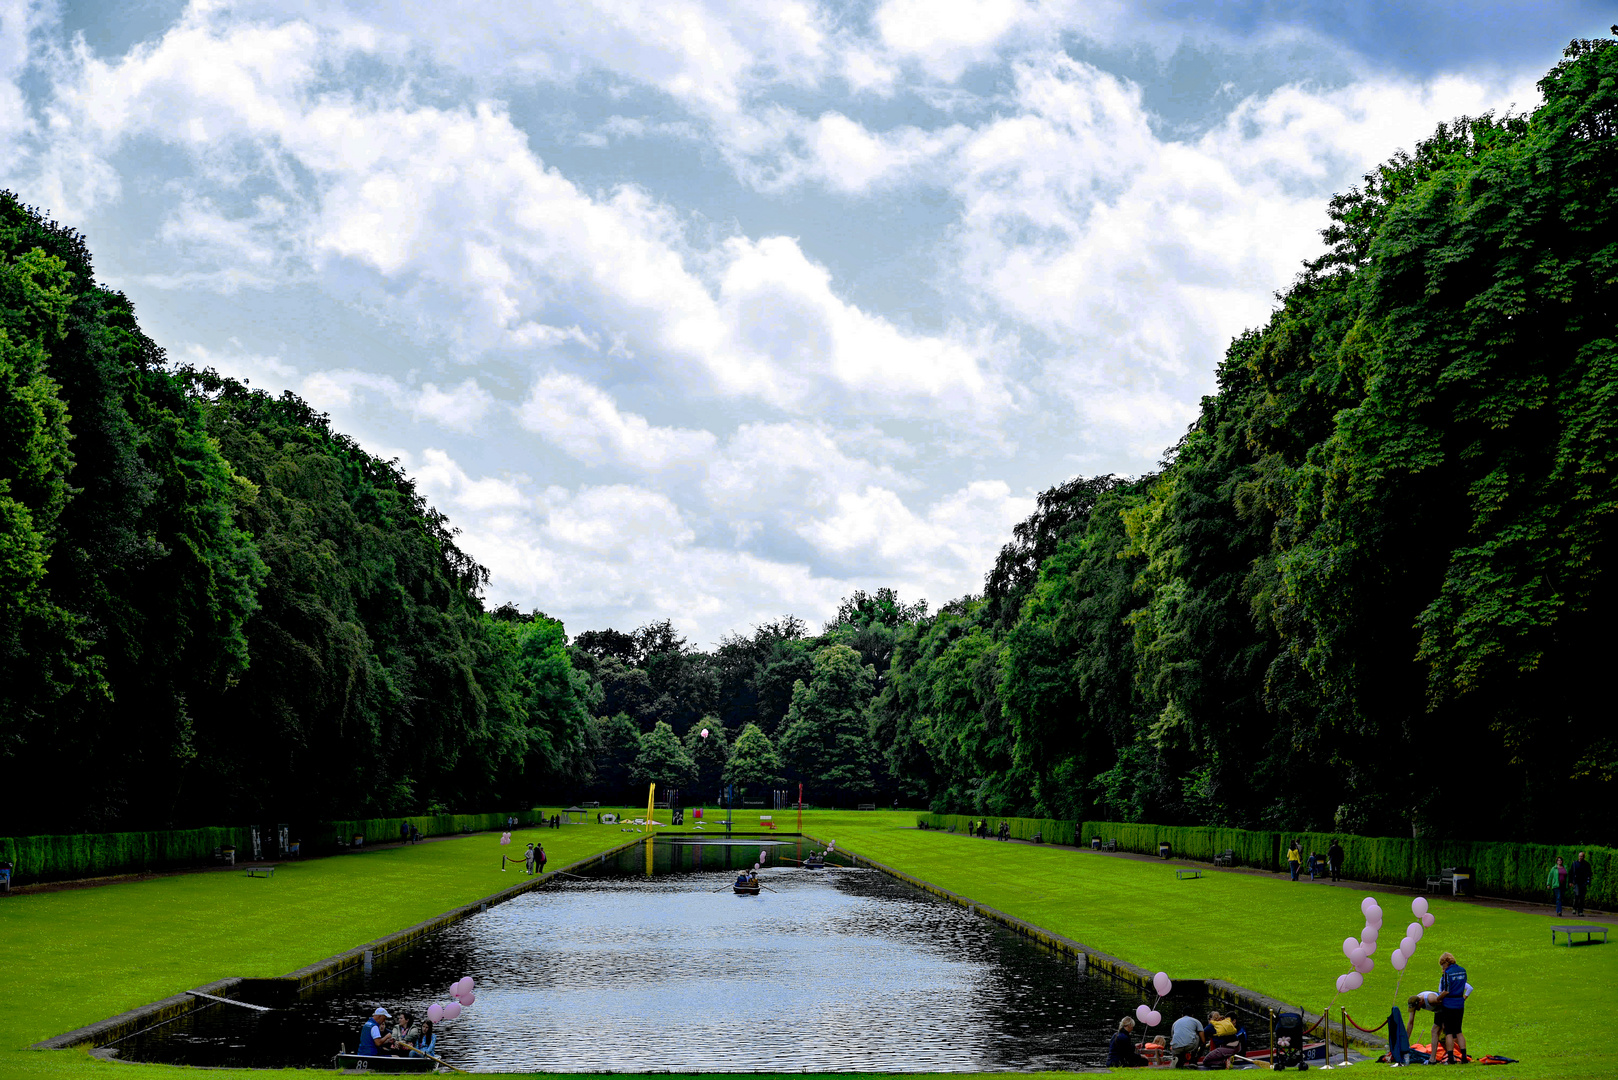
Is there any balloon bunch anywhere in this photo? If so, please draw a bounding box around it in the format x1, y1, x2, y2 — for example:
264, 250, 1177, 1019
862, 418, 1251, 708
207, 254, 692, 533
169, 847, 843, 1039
1389, 896, 1435, 979
427, 977, 476, 1024
499, 832, 512, 845
1133, 971, 1173, 1030
1333, 896, 1385, 994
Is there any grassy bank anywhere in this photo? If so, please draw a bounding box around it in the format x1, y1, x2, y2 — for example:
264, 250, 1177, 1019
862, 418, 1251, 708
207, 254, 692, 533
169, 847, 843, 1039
813, 816, 1615, 1078
4, 810, 1610, 1078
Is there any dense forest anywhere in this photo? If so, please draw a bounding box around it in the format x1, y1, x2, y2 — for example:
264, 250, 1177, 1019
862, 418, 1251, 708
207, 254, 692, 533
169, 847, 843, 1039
3, 37, 1613, 842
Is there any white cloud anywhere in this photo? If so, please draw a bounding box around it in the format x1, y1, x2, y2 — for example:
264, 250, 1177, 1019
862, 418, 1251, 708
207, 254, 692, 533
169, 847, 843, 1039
300, 369, 495, 432
517, 371, 717, 471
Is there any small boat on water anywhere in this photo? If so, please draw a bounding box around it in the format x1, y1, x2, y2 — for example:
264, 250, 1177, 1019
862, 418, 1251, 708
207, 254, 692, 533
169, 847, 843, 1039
802, 855, 825, 869
733, 881, 761, 895
332, 1052, 436, 1073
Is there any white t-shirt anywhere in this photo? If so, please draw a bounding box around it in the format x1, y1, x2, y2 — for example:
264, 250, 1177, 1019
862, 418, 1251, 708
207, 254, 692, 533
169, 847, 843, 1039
1415, 984, 1474, 1010
1170, 1015, 1203, 1048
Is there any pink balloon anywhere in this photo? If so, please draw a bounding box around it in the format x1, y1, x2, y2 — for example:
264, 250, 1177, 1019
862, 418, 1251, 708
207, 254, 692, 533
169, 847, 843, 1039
1407, 922, 1423, 942
1391, 950, 1407, 972
1361, 923, 1379, 941
1343, 972, 1363, 991
427, 1004, 444, 1023
463, 977, 474, 992
1421, 912, 1435, 928
701, 728, 710, 738
1147, 1010, 1162, 1028
1154, 972, 1172, 996
1357, 956, 1375, 975
1412, 897, 1429, 917
1335, 975, 1347, 993
1136, 1004, 1151, 1023
1360, 897, 1377, 917
1399, 936, 1415, 956
1348, 946, 1366, 965
1361, 937, 1378, 956
460, 992, 476, 1007
1342, 936, 1359, 960
445, 1001, 462, 1021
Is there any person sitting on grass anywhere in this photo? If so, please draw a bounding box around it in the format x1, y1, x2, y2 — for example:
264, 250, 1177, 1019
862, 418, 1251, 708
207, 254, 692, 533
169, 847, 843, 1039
1107, 1017, 1148, 1068
357, 1007, 398, 1057
1168, 1013, 1204, 1067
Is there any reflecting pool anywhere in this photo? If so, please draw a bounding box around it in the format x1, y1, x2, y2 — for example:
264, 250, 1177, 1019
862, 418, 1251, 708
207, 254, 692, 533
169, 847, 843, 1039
109, 838, 1194, 1071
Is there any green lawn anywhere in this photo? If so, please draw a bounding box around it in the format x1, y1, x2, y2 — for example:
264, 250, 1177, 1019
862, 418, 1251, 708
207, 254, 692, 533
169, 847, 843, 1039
2, 810, 1611, 1078
807, 814, 1617, 1079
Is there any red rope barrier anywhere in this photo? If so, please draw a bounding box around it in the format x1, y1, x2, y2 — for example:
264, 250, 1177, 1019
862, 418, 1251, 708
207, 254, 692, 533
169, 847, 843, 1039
1343, 1010, 1388, 1033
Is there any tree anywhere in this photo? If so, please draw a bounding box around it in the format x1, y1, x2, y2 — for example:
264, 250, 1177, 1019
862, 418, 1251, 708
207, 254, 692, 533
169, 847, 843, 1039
631, 720, 696, 791
724, 722, 781, 792
591, 713, 642, 801
684, 716, 730, 798
777, 644, 877, 803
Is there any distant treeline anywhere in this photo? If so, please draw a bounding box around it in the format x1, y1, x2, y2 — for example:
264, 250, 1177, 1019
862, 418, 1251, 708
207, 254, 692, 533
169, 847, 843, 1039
4, 37, 1613, 841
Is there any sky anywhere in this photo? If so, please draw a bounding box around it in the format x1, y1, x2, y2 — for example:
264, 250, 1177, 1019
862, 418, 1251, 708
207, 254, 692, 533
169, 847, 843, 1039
1, 0, 1610, 644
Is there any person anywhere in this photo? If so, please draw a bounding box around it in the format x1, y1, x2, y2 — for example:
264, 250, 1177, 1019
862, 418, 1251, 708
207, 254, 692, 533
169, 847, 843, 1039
1571, 851, 1593, 916
1107, 1017, 1148, 1068
357, 1007, 397, 1057
999, 820, 1010, 842
1547, 856, 1568, 917
1328, 838, 1344, 882
399, 821, 410, 845
735, 870, 750, 887
1200, 1011, 1244, 1069
1168, 1013, 1204, 1067
1287, 841, 1302, 881
1436, 952, 1470, 1064
534, 841, 548, 875
523, 843, 536, 875
1306, 851, 1319, 880
409, 1019, 436, 1059
392, 1011, 421, 1057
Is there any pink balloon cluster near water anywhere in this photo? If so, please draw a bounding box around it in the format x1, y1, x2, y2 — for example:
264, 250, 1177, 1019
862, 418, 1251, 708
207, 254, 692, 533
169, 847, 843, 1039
427, 977, 478, 1023
1134, 1004, 1162, 1027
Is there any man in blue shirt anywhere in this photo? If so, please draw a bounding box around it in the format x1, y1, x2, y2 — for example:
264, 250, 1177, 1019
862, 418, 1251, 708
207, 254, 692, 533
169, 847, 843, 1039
1436, 953, 1469, 1063
358, 1007, 398, 1057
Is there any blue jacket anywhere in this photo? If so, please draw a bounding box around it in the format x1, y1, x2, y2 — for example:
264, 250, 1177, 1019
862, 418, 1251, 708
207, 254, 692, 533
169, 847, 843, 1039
1439, 964, 1468, 1009
358, 1020, 383, 1056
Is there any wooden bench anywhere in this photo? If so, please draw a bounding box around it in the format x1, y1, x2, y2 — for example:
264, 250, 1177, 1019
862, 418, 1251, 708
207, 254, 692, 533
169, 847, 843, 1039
1175, 868, 1203, 880
1213, 849, 1236, 867
857, 803, 876, 811
1551, 924, 1609, 946
244, 865, 276, 879
1102, 838, 1118, 852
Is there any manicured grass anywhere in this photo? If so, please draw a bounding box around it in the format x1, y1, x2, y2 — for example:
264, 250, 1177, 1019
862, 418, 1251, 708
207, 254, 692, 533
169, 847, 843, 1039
1, 818, 645, 1078
4, 809, 1611, 1078
806, 815, 1617, 1079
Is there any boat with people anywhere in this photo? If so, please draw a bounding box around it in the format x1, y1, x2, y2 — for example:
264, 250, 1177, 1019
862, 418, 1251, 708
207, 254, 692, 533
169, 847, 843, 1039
332, 1051, 436, 1073
802, 855, 825, 869
733, 881, 761, 895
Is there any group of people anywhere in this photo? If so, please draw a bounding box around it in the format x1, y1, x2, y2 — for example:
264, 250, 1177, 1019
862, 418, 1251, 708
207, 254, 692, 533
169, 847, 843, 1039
734, 869, 760, 887
1108, 1009, 1247, 1069
968, 819, 1011, 841
1546, 852, 1594, 917
1407, 952, 1472, 1064
1286, 838, 1345, 882
356, 1006, 435, 1060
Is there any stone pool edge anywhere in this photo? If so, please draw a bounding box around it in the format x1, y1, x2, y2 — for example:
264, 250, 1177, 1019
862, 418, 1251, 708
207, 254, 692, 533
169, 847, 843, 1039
813, 833, 1386, 1058
32, 835, 651, 1052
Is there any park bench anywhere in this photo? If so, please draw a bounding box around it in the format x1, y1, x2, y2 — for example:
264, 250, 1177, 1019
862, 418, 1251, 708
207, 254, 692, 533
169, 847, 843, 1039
213, 846, 237, 866
1175, 868, 1203, 880
1551, 924, 1609, 946
244, 865, 276, 879
581, 801, 601, 808
1426, 867, 1464, 895
1101, 838, 1118, 852
1213, 849, 1236, 867
857, 803, 876, 811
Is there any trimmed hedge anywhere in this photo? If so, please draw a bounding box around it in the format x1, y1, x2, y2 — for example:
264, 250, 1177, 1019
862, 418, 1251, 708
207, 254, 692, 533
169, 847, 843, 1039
1080, 820, 1617, 909
0, 810, 547, 887
918, 813, 1078, 846
0, 827, 255, 886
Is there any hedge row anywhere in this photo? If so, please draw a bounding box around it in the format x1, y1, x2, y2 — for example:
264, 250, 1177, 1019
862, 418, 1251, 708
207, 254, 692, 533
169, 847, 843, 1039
1080, 820, 1617, 909
918, 813, 1078, 846
0, 810, 548, 886
0, 826, 256, 886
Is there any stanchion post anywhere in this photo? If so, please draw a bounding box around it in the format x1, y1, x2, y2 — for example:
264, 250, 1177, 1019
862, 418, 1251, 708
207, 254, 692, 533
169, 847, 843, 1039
1340, 1007, 1348, 1065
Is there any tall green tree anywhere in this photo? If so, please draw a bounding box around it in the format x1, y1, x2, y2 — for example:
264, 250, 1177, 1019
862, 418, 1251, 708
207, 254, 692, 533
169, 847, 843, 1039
777, 644, 877, 802
632, 720, 697, 792
684, 717, 730, 799
724, 722, 782, 793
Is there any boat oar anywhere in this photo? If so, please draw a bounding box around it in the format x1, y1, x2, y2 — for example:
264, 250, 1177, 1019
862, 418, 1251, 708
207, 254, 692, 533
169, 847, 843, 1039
410, 1048, 466, 1073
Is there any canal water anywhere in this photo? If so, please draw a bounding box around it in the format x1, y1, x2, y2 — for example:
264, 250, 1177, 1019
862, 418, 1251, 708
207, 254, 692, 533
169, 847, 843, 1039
107, 838, 1202, 1071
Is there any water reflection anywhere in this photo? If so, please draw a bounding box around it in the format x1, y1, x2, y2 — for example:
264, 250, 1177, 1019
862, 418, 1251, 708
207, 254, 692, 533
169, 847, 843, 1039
111, 845, 1186, 1072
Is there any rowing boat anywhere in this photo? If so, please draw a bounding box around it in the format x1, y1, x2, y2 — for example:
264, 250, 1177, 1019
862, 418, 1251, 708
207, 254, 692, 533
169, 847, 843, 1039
333, 1051, 436, 1072
733, 882, 760, 895
802, 856, 825, 869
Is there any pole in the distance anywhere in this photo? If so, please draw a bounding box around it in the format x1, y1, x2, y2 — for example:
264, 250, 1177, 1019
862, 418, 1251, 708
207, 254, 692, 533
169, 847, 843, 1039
797, 782, 803, 833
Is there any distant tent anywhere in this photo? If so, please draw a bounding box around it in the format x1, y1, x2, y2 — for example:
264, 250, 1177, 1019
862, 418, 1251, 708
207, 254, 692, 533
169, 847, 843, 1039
561, 807, 587, 825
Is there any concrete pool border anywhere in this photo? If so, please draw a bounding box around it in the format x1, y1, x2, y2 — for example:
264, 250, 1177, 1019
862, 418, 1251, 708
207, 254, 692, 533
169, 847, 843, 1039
812, 833, 1384, 1059
32, 835, 655, 1052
